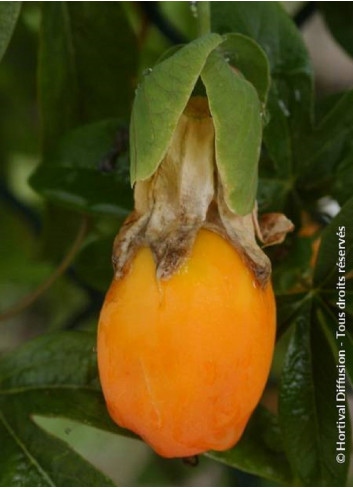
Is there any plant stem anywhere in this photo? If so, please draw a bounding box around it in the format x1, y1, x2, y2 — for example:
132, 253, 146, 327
197, 1, 210, 37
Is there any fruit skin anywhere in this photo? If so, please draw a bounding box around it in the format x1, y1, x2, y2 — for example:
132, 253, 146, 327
98, 229, 276, 458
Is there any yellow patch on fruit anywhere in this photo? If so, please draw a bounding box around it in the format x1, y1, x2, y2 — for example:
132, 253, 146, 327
98, 229, 276, 458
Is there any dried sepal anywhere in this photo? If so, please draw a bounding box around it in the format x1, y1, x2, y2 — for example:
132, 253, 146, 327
112, 96, 294, 287
112, 210, 149, 279
113, 98, 215, 280
255, 212, 294, 247
216, 181, 272, 286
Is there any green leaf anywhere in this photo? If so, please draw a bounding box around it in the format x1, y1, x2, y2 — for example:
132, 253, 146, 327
211, 2, 313, 214
320, 3, 353, 59
321, 288, 353, 319
130, 33, 222, 183
271, 235, 314, 295
211, 2, 313, 138
39, 2, 137, 155
314, 301, 353, 390
0, 205, 49, 285
314, 196, 353, 287
219, 33, 270, 105
37, 2, 137, 263
307, 92, 353, 205
0, 331, 133, 485
0, 5, 39, 157
279, 301, 350, 485
206, 406, 293, 485
201, 50, 262, 214
332, 142, 353, 205
0, 405, 114, 487
276, 292, 310, 339
274, 199, 353, 485
30, 119, 133, 216
299, 90, 353, 187
0, 1, 21, 62
311, 198, 353, 391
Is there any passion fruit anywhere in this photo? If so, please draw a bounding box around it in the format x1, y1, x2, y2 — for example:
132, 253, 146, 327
98, 228, 276, 458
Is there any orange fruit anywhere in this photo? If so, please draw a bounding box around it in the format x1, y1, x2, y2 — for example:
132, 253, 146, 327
98, 229, 276, 457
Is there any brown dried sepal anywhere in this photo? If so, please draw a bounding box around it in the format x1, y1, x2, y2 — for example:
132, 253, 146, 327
112, 97, 294, 288
255, 212, 294, 247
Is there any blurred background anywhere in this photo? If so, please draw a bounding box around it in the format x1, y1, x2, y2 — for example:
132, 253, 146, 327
1, 2, 353, 486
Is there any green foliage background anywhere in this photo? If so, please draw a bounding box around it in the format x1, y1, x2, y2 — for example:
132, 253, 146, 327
0, 1, 353, 486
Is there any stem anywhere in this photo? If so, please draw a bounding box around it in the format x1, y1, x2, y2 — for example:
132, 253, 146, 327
197, 1, 210, 37
0, 216, 89, 322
